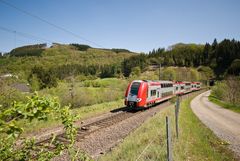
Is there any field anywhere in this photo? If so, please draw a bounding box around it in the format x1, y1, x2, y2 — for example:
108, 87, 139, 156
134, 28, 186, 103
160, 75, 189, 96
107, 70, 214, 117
39, 78, 128, 107
100, 95, 236, 161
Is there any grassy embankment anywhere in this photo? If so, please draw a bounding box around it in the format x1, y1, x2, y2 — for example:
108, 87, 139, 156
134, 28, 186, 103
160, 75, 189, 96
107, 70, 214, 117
208, 95, 240, 113
100, 94, 236, 161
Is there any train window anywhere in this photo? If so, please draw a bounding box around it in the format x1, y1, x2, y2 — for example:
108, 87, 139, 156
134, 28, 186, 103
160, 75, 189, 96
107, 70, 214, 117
176, 87, 178, 90
151, 90, 156, 96
181, 86, 184, 90
157, 91, 159, 97
146, 86, 148, 97
130, 82, 140, 95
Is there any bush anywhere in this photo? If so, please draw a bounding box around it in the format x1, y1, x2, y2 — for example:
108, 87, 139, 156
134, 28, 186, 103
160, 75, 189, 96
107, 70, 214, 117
211, 76, 240, 105
70, 44, 91, 51
0, 93, 83, 160
0, 79, 27, 112
211, 82, 227, 100
28, 66, 58, 89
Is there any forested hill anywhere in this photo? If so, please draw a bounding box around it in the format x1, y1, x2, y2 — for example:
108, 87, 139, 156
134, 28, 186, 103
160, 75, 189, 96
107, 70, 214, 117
122, 39, 240, 78
0, 43, 135, 80
151, 39, 240, 77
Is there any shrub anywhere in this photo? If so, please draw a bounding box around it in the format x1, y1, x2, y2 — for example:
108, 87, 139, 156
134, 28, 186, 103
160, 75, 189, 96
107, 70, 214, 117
28, 66, 58, 89
0, 93, 83, 160
70, 44, 91, 51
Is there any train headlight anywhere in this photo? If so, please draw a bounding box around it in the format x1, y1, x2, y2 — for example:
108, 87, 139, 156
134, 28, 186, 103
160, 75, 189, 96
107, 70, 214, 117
136, 98, 142, 102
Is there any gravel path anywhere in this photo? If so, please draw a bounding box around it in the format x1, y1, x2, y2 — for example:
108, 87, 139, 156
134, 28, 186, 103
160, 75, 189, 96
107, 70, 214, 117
191, 91, 240, 159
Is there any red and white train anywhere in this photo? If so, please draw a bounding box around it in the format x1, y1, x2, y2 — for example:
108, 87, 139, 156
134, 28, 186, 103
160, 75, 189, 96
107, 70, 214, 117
124, 80, 201, 108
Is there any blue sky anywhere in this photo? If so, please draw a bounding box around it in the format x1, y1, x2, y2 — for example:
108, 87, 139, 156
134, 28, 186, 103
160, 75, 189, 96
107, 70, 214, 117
0, 0, 240, 53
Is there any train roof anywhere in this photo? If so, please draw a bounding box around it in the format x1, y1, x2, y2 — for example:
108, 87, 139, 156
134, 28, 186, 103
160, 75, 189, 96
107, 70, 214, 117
192, 81, 201, 84
131, 80, 201, 85
131, 80, 173, 84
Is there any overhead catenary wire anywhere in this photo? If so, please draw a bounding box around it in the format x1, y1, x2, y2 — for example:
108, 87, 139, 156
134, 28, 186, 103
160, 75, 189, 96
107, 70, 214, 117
0, 26, 53, 43
0, 0, 104, 48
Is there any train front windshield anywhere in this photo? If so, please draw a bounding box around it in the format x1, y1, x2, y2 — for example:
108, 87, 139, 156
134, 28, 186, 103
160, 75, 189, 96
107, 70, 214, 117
130, 82, 140, 95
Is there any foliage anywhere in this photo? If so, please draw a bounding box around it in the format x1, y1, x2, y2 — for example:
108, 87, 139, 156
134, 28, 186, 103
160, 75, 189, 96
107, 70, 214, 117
71, 44, 91, 51
122, 54, 147, 77
100, 64, 119, 78
41, 78, 127, 108
0, 44, 134, 81
211, 82, 227, 100
9, 44, 46, 57
111, 48, 130, 53
0, 79, 27, 112
146, 39, 240, 78
130, 66, 141, 77
28, 66, 58, 90
211, 76, 240, 105
227, 59, 240, 75
197, 66, 214, 79
0, 92, 82, 160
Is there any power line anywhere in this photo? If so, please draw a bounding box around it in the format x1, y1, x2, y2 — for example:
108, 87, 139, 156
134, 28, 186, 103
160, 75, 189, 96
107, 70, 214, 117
0, 26, 53, 43
0, 0, 103, 48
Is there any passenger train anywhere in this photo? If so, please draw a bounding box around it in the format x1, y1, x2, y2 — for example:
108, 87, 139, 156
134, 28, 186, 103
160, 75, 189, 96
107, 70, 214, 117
124, 80, 201, 108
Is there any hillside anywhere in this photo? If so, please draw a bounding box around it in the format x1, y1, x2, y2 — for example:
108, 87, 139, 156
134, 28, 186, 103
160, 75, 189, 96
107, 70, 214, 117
0, 44, 135, 80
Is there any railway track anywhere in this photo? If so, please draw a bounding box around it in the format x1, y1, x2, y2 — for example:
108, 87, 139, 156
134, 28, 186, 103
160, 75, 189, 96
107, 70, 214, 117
34, 109, 139, 152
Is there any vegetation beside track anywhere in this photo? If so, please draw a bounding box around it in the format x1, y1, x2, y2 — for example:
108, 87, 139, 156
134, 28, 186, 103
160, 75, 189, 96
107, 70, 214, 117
20, 99, 124, 135
100, 94, 236, 161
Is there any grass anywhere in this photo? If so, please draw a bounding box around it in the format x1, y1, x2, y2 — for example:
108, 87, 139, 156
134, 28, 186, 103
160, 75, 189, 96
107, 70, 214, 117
100, 94, 236, 161
20, 99, 124, 135
208, 94, 240, 113
39, 78, 128, 108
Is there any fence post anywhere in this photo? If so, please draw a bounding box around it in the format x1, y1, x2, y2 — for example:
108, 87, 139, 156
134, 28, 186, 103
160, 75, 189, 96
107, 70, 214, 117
175, 96, 180, 138
166, 116, 172, 161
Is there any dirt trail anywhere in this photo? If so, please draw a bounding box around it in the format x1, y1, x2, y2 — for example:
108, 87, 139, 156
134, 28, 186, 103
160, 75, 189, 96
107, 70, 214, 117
191, 91, 240, 159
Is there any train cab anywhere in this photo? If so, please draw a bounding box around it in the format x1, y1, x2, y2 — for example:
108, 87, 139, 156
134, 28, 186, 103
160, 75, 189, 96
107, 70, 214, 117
125, 80, 174, 109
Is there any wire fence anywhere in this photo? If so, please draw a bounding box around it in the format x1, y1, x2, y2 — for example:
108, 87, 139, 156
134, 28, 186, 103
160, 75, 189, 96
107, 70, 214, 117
135, 96, 181, 161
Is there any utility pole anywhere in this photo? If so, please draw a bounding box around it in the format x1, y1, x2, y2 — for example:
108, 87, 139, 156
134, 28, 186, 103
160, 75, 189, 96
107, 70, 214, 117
159, 63, 161, 80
